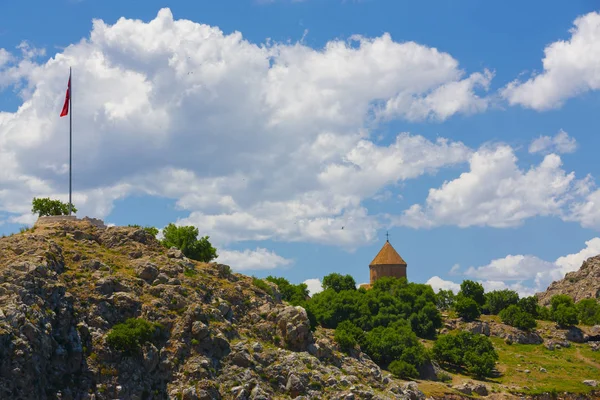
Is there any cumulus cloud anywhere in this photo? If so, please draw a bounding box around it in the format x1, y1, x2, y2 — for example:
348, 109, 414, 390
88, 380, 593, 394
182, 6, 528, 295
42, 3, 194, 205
459, 237, 600, 296
502, 11, 600, 110
426, 276, 460, 293
529, 130, 577, 155
216, 248, 292, 271
303, 278, 323, 296
396, 144, 587, 229
0, 8, 486, 251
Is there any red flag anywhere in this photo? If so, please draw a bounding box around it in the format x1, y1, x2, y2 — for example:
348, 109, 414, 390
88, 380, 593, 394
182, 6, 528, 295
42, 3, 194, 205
60, 76, 71, 117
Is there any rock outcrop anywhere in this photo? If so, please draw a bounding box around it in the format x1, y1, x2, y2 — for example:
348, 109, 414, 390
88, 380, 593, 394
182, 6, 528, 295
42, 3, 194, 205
536, 255, 600, 306
0, 218, 425, 400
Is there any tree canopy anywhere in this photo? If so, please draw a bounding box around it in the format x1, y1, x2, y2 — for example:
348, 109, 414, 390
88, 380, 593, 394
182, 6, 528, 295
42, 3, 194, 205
161, 223, 217, 263
31, 197, 77, 217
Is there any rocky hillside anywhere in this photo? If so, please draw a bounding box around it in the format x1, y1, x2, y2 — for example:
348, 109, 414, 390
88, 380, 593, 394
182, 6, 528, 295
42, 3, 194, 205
0, 217, 427, 400
537, 255, 600, 306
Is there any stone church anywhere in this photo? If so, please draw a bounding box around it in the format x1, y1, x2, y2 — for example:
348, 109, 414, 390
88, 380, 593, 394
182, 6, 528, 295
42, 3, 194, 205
360, 239, 407, 289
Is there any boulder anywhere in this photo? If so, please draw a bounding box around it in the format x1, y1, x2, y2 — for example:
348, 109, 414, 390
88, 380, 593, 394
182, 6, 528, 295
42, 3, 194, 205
583, 380, 598, 387
565, 326, 588, 343
135, 263, 159, 282
276, 306, 313, 351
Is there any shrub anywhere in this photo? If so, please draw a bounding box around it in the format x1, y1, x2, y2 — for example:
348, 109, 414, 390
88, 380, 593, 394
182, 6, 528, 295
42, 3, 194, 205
433, 331, 498, 378
334, 321, 364, 352
128, 225, 159, 237
435, 289, 456, 311
550, 295, 579, 327
517, 296, 539, 318
459, 280, 485, 306
265, 276, 309, 305
362, 321, 428, 371
577, 298, 600, 326
485, 290, 519, 315
388, 360, 419, 379
31, 197, 77, 217
322, 273, 357, 292
161, 223, 217, 262
454, 296, 481, 321
499, 305, 537, 331
106, 318, 162, 355
252, 277, 273, 296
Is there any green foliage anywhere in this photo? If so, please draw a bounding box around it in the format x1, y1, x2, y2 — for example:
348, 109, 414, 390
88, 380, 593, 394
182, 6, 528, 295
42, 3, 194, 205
433, 331, 498, 378
362, 321, 428, 370
31, 197, 77, 217
161, 223, 217, 262
499, 305, 537, 331
550, 295, 579, 327
322, 273, 356, 292
459, 280, 485, 306
334, 321, 364, 352
435, 289, 455, 311
537, 305, 552, 321
106, 318, 162, 355
252, 277, 273, 296
485, 289, 519, 315
128, 224, 159, 237
517, 296, 540, 318
454, 295, 481, 321
388, 360, 419, 379
265, 276, 309, 305
576, 298, 600, 326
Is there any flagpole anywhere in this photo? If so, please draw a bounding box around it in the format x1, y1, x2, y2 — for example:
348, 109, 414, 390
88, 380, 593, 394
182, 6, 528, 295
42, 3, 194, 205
69, 67, 72, 215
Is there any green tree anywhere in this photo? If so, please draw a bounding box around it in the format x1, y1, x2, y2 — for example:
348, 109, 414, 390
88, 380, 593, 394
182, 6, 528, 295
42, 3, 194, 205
576, 299, 600, 326
31, 197, 77, 217
499, 305, 537, 331
265, 276, 309, 305
517, 296, 539, 318
106, 318, 162, 355
433, 331, 498, 378
322, 273, 357, 292
454, 296, 481, 321
484, 290, 519, 315
161, 223, 217, 262
435, 289, 456, 311
459, 280, 486, 306
550, 295, 578, 327
334, 320, 364, 352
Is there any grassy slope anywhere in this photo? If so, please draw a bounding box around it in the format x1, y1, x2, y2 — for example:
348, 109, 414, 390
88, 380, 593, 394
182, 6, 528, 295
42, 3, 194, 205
418, 315, 600, 398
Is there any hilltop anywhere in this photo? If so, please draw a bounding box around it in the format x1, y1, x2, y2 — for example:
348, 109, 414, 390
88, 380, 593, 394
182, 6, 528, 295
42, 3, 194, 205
0, 217, 598, 399
537, 255, 600, 307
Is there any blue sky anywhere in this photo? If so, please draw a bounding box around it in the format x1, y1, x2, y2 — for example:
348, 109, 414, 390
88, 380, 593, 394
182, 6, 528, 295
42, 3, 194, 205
2, 0, 600, 295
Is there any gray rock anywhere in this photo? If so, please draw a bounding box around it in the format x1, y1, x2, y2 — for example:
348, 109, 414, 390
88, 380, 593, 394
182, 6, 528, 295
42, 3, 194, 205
277, 306, 313, 351
286, 373, 307, 397
135, 262, 158, 282
566, 326, 588, 343
540, 367, 547, 373
167, 247, 184, 259
472, 383, 488, 396
583, 380, 598, 387
192, 321, 210, 340
182, 386, 199, 400
402, 381, 425, 400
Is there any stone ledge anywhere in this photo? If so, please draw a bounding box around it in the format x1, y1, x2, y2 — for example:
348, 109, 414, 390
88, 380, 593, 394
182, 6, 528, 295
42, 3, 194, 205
35, 216, 106, 229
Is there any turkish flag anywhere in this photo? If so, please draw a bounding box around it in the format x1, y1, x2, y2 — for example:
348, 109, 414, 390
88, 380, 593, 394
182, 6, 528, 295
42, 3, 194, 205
60, 76, 70, 117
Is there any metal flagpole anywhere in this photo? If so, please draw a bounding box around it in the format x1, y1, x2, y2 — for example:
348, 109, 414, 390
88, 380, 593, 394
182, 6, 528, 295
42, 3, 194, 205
69, 67, 72, 215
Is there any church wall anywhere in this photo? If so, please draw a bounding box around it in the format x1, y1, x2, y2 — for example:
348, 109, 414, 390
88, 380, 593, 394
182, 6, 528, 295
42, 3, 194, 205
369, 264, 407, 284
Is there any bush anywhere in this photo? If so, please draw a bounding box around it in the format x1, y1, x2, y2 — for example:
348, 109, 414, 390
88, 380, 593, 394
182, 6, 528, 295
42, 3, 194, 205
265, 276, 309, 305
161, 223, 217, 262
537, 305, 552, 321
31, 197, 77, 217
577, 299, 600, 326
388, 360, 419, 379
322, 273, 357, 292
433, 331, 498, 378
334, 321, 364, 352
128, 225, 159, 237
454, 296, 481, 321
435, 289, 456, 311
550, 295, 579, 327
499, 305, 537, 331
252, 277, 273, 296
517, 296, 539, 318
362, 321, 428, 371
106, 318, 162, 355
459, 280, 485, 306
485, 290, 519, 315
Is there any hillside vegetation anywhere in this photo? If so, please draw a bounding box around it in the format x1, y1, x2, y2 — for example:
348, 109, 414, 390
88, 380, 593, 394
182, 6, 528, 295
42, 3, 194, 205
0, 217, 598, 399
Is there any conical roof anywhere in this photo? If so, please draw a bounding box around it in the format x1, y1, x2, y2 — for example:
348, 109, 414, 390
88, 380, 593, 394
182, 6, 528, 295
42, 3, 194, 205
369, 241, 407, 266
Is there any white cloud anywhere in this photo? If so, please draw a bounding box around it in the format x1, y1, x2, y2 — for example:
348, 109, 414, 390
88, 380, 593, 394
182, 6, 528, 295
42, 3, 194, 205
0, 8, 485, 251
216, 248, 292, 271
396, 144, 587, 229
529, 129, 577, 155
303, 278, 323, 296
502, 11, 600, 110
426, 276, 460, 293
449, 264, 461, 275
461, 237, 600, 296
0, 49, 13, 68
